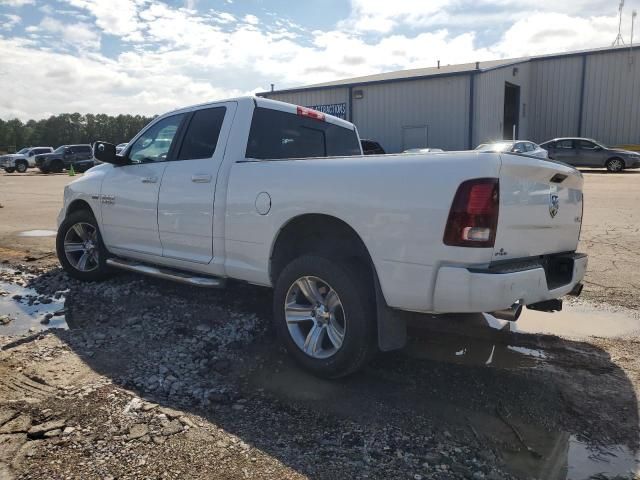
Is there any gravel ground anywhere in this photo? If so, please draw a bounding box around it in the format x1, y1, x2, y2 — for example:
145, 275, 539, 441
0, 170, 639, 480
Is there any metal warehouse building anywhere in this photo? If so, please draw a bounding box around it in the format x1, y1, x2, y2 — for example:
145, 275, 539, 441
259, 46, 640, 153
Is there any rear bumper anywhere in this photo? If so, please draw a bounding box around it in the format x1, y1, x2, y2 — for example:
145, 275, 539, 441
432, 253, 587, 313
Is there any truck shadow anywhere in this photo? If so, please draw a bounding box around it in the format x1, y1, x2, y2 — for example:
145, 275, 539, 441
34, 270, 639, 479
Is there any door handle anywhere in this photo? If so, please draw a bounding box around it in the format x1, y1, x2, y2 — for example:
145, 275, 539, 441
191, 174, 212, 183
141, 177, 158, 183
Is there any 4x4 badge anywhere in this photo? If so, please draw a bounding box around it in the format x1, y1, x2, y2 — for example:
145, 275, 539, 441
549, 193, 559, 218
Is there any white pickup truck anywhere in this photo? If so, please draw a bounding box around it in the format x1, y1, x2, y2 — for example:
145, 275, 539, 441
56, 96, 587, 377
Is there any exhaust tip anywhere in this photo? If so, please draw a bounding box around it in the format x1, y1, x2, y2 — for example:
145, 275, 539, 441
490, 301, 523, 322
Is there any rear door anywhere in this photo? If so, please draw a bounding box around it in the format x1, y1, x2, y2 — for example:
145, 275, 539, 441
157, 102, 236, 263
494, 154, 583, 260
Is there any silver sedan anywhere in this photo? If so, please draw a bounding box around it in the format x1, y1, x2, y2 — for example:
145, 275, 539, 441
475, 140, 548, 158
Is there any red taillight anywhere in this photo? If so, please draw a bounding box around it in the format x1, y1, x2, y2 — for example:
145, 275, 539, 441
443, 178, 499, 248
297, 106, 325, 121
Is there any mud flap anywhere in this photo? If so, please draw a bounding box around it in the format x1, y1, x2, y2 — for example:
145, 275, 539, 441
374, 274, 407, 352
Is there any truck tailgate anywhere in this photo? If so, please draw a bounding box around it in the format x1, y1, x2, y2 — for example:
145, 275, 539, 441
493, 154, 583, 260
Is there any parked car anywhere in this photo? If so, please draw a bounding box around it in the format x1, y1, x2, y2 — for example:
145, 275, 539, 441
360, 139, 385, 155
539, 137, 640, 172
35, 144, 95, 173
475, 141, 548, 158
115, 143, 128, 155
56, 97, 586, 378
403, 148, 444, 153
1, 146, 54, 173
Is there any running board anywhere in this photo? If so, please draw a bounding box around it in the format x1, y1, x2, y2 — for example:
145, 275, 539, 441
106, 257, 226, 288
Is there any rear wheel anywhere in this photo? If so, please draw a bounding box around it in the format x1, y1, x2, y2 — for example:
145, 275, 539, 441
15, 161, 28, 173
56, 210, 112, 281
4, 167, 15, 173
273, 255, 376, 378
606, 157, 625, 172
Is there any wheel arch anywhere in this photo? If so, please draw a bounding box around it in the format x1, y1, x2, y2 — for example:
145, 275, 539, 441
269, 213, 407, 352
66, 198, 97, 220
269, 213, 375, 285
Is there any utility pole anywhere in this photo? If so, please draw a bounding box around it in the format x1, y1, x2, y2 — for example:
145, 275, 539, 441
613, 0, 626, 46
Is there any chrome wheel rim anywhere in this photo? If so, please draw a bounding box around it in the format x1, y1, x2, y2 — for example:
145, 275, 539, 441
17, 163, 27, 173
64, 222, 99, 272
609, 159, 623, 171
285, 276, 346, 359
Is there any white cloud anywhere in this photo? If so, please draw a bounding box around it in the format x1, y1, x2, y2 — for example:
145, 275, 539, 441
243, 14, 259, 25
493, 13, 620, 57
0, 13, 21, 31
0, 0, 629, 120
36, 16, 101, 50
1, 0, 34, 7
59, 0, 145, 41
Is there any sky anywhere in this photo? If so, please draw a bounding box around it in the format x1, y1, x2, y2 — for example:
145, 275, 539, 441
0, 0, 638, 120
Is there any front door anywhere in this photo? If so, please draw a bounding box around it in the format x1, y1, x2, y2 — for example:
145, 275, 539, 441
551, 139, 578, 165
157, 102, 236, 263
100, 113, 185, 257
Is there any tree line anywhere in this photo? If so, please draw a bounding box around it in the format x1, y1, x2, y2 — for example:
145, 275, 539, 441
0, 113, 156, 153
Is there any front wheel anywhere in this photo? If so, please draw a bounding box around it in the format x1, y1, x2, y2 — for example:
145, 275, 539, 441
4, 167, 15, 173
51, 161, 64, 173
56, 210, 112, 281
273, 255, 376, 378
606, 157, 625, 172
15, 161, 28, 173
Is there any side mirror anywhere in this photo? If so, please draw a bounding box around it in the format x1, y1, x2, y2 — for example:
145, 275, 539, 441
93, 141, 127, 166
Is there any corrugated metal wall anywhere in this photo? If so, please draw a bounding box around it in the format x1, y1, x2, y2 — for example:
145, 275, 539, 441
528, 56, 583, 143
262, 87, 350, 119
473, 62, 530, 146
581, 49, 640, 145
351, 76, 470, 152
264, 47, 640, 151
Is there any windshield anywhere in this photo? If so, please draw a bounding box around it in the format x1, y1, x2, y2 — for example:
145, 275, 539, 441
53, 146, 66, 154
16, 148, 29, 154
474, 142, 513, 152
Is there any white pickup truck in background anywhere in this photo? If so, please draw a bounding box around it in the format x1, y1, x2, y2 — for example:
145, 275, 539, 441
55, 97, 587, 377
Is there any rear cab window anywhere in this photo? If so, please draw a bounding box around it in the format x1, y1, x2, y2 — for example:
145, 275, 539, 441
177, 107, 226, 160
245, 107, 361, 160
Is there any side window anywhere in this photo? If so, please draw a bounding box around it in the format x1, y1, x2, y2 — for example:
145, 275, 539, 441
129, 114, 184, 164
525, 142, 535, 152
556, 139, 574, 149
28, 150, 35, 156
177, 107, 226, 160
512, 142, 526, 153
246, 107, 360, 160
578, 140, 598, 150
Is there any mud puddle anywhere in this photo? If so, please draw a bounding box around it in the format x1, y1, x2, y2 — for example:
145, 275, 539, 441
404, 335, 547, 369
0, 269, 66, 335
493, 302, 640, 340
501, 431, 639, 480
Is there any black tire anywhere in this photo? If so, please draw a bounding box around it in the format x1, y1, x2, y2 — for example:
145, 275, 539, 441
606, 157, 625, 172
56, 209, 112, 282
51, 160, 64, 174
273, 255, 376, 378
39, 167, 50, 174
4, 167, 15, 173
15, 161, 28, 173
